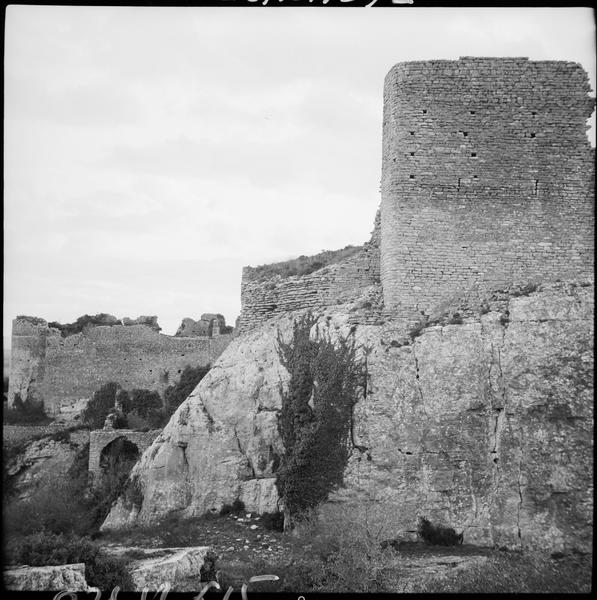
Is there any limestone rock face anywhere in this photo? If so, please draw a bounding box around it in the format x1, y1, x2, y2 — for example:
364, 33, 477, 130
239, 478, 279, 514
3, 563, 90, 591
103, 282, 593, 553
101, 318, 289, 530
340, 281, 593, 553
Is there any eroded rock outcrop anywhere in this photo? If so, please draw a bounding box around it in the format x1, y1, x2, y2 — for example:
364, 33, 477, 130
103, 281, 593, 553
5, 429, 90, 500
102, 318, 288, 529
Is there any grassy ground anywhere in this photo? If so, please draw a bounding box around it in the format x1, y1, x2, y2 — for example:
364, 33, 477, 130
97, 510, 593, 593
4, 501, 592, 593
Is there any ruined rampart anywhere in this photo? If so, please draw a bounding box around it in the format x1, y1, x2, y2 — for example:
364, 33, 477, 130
239, 210, 381, 332
8, 316, 233, 416
381, 57, 595, 317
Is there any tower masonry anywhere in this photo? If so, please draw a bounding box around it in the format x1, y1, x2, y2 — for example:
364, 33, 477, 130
381, 57, 595, 316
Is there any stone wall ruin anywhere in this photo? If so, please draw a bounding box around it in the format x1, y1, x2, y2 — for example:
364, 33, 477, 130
238, 210, 381, 332
8, 314, 233, 416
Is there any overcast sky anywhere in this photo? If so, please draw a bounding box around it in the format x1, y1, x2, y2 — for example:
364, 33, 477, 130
4, 6, 595, 338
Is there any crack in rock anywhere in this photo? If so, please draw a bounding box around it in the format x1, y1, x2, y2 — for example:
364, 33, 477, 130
516, 427, 524, 548
411, 342, 430, 419
233, 427, 256, 479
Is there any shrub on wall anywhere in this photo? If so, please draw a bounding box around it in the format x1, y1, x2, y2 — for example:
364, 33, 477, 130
417, 516, 463, 546
126, 389, 164, 427
163, 364, 211, 417
82, 382, 122, 429
48, 313, 120, 337
275, 313, 365, 529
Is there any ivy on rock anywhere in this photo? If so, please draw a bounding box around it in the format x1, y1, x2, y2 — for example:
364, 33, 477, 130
275, 313, 366, 530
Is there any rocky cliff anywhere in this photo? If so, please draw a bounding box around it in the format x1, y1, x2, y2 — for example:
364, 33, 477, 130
5, 428, 90, 500
102, 281, 593, 554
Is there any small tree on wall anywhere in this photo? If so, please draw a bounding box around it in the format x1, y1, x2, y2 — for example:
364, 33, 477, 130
275, 313, 365, 531
126, 389, 164, 428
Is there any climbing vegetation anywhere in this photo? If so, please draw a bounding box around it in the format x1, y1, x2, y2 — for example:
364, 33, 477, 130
275, 313, 366, 529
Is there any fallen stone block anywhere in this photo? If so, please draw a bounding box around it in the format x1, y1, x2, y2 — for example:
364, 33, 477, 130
3, 563, 90, 591
104, 545, 212, 591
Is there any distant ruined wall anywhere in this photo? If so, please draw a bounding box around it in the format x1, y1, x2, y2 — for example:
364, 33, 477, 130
8, 317, 233, 416
381, 57, 595, 318
239, 210, 381, 332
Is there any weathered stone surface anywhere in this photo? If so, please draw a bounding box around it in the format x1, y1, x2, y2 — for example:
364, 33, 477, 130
175, 314, 230, 338
239, 478, 279, 514
339, 281, 593, 553
103, 546, 211, 591
3, 563, 90, 591
103, 282, 592, 554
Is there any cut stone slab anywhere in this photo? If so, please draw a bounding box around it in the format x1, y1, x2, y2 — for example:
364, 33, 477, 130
3, 563, 91, 591
103, 546, 212, 591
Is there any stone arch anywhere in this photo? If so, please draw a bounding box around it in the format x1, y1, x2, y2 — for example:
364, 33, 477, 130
97, 437, 139, 489
88, 429, 161, 488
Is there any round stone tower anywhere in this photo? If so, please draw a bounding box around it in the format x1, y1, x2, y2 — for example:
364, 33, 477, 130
380, 57, 595, 316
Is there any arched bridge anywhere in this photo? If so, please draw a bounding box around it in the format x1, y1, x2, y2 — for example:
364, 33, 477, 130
88, 429, 161, 488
